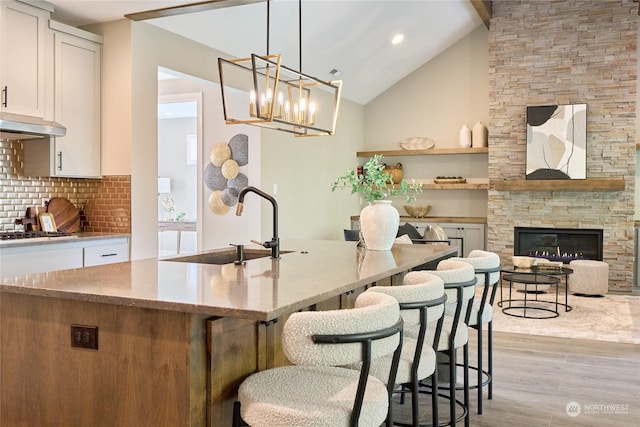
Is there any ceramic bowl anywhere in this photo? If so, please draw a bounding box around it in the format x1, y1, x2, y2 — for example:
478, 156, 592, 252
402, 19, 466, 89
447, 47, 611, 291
512, 256, 535, 268
404, 204, 432, 218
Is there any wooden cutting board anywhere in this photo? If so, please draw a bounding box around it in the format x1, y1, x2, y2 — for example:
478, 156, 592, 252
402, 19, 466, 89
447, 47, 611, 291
47, 197, 80, 233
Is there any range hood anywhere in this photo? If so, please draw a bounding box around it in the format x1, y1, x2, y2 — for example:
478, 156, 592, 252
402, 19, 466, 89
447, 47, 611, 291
0, 112, 66, 140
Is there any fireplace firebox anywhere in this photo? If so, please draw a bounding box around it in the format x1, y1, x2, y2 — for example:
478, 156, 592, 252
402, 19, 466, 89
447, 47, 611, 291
514, 227, 603, 263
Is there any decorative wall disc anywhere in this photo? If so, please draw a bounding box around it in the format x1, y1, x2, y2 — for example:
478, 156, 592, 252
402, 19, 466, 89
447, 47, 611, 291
221, 159, 239, 179
221, 187, 239, 206
210, 143, 231, 167
228, 173, 248, 192
229, 134, 249, 166
204, 163, 227, 191
208, 190, 230, 215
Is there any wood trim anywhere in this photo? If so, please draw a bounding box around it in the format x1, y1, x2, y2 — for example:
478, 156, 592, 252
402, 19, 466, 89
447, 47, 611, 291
125, 0, 263, 21
420, 182, 488, 190
492, 178, 625, 192
469, 0, 492, 29
357, 147, 488, 157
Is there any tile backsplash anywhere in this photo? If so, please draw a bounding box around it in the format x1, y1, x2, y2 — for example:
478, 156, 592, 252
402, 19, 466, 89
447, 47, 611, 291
0, 140, 130, 234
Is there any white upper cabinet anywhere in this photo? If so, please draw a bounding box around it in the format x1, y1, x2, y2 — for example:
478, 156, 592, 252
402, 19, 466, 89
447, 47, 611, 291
0, 0, 50, 118
23, 21, 102, 178
51, 24, 102, 177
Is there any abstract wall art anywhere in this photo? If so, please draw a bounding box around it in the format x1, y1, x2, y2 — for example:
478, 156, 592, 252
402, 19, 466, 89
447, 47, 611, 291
526, 104, 586, 180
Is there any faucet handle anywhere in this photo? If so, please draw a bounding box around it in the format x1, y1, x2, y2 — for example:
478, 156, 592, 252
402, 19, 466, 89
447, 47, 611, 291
230, 243, 245, 265
250, 239, 265, 247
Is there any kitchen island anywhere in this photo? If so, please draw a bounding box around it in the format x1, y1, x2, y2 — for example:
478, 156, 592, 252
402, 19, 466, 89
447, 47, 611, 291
0, 239, 456, 426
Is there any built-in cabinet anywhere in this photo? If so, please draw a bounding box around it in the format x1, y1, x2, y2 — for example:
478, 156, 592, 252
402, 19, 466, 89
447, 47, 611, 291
24, 21, 102, 178
408, 220, 485, 257
0, 237, 129, 277
0, 0, 50, 118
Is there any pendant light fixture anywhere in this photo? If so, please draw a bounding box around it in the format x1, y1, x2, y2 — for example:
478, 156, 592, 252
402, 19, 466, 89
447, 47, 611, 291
218, 0, 342, 137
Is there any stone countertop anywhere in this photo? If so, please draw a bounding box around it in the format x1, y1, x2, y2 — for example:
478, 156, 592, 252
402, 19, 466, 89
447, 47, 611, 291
0, 239, 456, 321
0, 232, 130, 249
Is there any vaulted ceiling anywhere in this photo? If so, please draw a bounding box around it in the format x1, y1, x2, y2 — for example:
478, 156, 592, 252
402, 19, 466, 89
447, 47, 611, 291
49, 0, 490, 105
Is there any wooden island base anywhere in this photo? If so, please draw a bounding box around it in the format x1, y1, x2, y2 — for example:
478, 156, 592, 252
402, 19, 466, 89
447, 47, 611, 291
0, 289, 354, 426
0, 240, 456, 426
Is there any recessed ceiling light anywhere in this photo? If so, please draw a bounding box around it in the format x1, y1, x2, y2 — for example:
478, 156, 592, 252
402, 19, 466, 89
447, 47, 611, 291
392, 34, 404, 45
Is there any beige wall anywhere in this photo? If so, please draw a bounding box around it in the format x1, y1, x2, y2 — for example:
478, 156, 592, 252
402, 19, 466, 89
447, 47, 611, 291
87, 20, 132, 176
363, 25, 490, 218
261, 98, 364, 240
364, 25, 489, 149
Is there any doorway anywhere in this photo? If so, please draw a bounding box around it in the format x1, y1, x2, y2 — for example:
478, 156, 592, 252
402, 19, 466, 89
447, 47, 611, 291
157, 72, 202, 256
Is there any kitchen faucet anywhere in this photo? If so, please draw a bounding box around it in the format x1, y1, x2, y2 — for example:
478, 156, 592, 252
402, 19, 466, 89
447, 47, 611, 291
236, 186, 279, 259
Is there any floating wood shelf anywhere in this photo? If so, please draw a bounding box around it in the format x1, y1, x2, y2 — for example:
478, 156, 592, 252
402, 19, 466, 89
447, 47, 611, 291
492, 178, 625, 192
388, 182, 488, 190
421, 183, 488, 190
357, 147, 488, 157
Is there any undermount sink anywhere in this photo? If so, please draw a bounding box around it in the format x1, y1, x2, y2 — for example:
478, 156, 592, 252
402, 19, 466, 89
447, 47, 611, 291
163, 248, 292, 265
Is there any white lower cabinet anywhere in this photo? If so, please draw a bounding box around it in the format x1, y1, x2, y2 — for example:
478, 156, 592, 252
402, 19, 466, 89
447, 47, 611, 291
0, 245, 83, 277
405, 221, 486, 257
84, 239, 129, 266
0, 237, 130, 277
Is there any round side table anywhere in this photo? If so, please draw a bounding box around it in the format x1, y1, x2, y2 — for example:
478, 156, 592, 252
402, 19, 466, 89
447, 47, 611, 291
499, 266, 573, 319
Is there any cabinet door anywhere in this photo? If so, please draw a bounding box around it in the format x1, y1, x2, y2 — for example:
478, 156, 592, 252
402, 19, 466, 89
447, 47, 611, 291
53, 31, 101, 177
0, 0, 48, 117
0, 246, 83, 277
438, 222, 486, 257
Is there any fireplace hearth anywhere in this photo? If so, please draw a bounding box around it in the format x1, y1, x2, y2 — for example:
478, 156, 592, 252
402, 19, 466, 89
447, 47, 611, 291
514, 227, 603, 264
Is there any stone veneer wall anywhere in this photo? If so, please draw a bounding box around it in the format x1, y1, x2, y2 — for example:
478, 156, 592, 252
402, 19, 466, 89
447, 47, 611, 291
0, 140, 130, 234
487, 0, 637, 291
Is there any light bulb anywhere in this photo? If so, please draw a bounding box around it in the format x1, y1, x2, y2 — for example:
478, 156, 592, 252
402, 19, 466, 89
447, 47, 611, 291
309, 102, 316, 125
249, 90, 257, 117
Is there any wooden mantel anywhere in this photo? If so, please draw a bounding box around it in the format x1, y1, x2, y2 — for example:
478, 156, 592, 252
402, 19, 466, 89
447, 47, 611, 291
492, 177, 625, 192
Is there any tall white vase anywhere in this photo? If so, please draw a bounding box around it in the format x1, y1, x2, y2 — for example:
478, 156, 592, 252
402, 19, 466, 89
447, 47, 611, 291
472, 121, 488, 147
459, 124, 472, 148
359, 200, 400, 251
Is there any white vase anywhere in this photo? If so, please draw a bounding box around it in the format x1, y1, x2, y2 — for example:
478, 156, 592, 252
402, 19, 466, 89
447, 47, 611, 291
459, 125, 471, 147
359, 200, 400, 251
472, 121, 488, 147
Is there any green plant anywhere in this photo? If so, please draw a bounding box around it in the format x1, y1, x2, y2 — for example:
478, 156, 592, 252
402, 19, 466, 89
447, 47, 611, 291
331, 154, 423, 203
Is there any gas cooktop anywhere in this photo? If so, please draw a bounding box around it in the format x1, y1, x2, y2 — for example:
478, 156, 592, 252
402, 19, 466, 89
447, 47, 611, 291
0, 231, 78, 246
0, 231, 73, 240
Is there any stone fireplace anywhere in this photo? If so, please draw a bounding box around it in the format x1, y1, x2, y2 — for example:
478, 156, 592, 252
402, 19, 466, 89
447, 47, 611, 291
486, 1, 636, 292
514, 227, 603, 264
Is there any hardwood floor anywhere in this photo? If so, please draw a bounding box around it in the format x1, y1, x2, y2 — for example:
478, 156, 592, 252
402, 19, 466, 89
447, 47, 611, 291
391, 331, 640, 427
